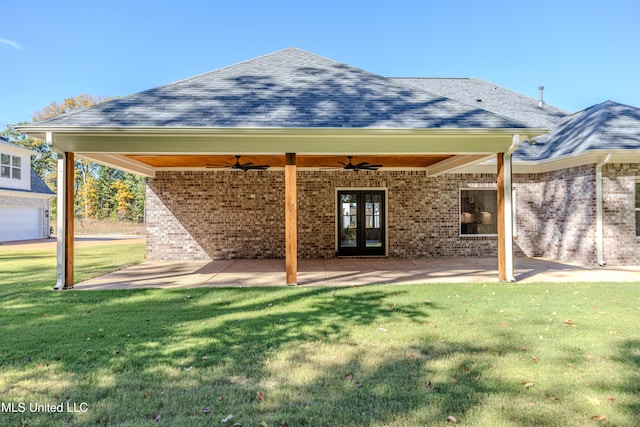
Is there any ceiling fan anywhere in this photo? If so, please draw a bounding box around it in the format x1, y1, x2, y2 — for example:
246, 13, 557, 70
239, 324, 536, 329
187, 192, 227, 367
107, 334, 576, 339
207, 155, 270, 172
338, 156, 383, 172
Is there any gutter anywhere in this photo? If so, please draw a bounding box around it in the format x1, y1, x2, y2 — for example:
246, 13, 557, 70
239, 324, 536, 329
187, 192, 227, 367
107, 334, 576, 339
502, 134, 521, 282
595, 154, 612, 267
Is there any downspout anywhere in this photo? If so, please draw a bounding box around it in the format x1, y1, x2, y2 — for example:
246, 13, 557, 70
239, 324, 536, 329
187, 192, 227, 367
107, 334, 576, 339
595, 154, 612, 267
47, 132, 67, 290
503, 134, 520, 282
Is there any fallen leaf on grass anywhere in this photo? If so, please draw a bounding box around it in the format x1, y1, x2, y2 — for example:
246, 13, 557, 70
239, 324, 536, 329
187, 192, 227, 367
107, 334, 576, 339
563, 319, 577, 327
354, 381, 363, 387
591, 415, 606, 421
532, 355, 539, 363
608, 397, 616, 402
447, 415, 458, 423
144, 390, 152, 398
344, 373, 353, 380
257, 390, 264, 402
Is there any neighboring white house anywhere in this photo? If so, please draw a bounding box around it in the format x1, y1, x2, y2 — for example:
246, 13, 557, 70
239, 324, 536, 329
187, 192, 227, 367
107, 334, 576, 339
0, 136, 54, 242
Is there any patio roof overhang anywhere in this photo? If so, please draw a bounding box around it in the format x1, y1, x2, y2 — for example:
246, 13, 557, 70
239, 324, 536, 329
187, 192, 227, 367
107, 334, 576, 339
17, 125, 547, 290
18, 126, 548, 177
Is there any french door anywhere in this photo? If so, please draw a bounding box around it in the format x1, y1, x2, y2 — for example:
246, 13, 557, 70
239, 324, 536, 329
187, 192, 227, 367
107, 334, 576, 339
337, 190, 385, 256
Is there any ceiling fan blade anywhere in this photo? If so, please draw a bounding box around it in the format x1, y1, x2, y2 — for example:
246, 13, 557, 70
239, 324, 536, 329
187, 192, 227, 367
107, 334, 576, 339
240, 164, 270, 171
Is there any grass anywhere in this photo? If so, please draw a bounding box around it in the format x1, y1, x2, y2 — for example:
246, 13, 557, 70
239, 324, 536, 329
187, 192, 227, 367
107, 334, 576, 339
0, 244, 639, 426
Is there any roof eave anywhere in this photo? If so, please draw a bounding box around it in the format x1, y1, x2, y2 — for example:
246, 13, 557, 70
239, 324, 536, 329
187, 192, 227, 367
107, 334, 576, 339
16, 126, 548, 156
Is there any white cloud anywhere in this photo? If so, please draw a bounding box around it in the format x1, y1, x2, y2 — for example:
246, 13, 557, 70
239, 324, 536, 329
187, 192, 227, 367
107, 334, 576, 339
0, 37, 22, 50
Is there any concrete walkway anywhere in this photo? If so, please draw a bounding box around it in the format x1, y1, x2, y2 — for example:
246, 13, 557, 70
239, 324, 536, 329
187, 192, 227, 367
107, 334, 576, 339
76, 257, 640, 289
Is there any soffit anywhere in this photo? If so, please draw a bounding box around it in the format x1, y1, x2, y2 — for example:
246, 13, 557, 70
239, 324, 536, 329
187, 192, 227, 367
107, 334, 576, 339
123, 154, 453, 169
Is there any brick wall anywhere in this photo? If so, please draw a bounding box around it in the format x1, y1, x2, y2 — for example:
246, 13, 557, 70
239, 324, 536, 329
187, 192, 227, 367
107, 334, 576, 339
145, 165, 639, 265
146, 170, 503, 261
602, 164, 640, 265
514, 165, 598, 265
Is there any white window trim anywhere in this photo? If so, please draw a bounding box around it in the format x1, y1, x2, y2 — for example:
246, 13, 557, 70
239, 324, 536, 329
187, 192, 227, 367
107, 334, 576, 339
1, 152, 22, 180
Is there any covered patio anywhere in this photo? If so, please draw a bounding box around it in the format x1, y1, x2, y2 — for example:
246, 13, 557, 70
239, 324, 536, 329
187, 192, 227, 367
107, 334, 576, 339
18, 49, 553, 289
76, 257, 640, 290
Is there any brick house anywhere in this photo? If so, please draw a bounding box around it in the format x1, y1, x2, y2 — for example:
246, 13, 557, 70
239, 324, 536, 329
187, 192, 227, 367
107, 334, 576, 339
0, 136, 54, 242
18, 48, 640, 289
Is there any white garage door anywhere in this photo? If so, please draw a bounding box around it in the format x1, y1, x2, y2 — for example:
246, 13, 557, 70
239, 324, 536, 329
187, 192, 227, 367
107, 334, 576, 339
0, 206, 42, 242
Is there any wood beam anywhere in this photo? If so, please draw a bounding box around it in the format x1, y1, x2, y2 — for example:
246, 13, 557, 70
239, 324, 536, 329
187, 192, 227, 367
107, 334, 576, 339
285, 153, 297, 285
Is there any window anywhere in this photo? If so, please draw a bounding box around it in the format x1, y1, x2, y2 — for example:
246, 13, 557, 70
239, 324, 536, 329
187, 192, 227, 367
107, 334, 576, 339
1, 153, 21, 180
460, 189, 498, 235
636, 182, 640, 237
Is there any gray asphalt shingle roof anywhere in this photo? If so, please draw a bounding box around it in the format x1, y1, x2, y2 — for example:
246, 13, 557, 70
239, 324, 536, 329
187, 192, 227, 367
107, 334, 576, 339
391, 78, 568, 128
33, 48, 530, 129
515, 100, 640, 161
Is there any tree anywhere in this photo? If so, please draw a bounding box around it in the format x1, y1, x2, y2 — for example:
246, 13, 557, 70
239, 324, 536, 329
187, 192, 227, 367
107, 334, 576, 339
3, 94, 146, 223
32, 94, 112, 122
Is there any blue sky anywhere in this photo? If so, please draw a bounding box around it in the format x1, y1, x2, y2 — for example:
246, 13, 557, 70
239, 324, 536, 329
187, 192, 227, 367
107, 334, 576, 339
1, 0, 638, 127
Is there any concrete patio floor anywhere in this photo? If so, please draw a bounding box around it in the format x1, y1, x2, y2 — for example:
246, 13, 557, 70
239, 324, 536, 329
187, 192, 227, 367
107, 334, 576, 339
76, 257, 640, 290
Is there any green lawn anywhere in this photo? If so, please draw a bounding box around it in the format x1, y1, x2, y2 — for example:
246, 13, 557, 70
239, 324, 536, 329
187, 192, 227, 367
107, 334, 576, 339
0, 243, 639, 426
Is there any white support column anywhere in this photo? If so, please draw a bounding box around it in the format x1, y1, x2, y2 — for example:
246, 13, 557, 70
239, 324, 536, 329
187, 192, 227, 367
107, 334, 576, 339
54, 152, 67, 290
498, 134, 519, 283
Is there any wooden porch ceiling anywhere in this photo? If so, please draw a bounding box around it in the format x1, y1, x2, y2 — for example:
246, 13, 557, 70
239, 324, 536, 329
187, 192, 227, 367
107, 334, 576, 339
124, 154, 454, 169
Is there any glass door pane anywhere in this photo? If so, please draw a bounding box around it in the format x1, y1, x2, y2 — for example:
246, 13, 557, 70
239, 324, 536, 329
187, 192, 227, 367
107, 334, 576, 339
365, 193, 383, 248
339, 193, 358, 248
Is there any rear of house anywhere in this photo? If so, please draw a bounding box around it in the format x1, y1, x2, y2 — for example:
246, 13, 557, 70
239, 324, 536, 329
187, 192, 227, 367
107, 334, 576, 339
16, 48, 640, 289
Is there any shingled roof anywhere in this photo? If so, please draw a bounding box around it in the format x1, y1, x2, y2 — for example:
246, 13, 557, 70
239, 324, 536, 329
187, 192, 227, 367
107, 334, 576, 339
391, 78, 568, 128
516, 100, 640, 161
33, 48, 530, 129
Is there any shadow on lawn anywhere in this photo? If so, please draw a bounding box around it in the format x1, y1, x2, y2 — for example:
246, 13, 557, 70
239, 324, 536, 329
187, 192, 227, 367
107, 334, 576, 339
613, 339, 640, 418
4, 287, 640, 426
